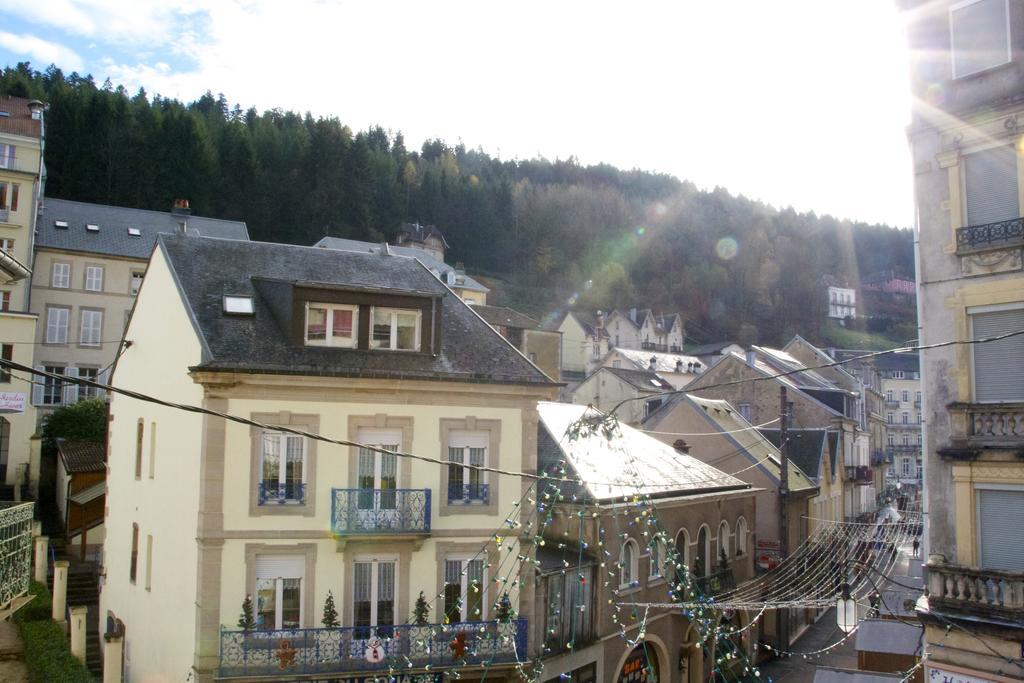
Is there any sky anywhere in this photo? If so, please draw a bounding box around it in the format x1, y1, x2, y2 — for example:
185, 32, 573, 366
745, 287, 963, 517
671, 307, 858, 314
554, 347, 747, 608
0, 0, 915, 228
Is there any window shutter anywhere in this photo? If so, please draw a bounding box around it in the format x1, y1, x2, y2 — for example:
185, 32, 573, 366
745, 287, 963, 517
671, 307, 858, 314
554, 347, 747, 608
964, 146, 1019, 226
97, 368, 109, 397
62, 367, 79, 405
971, 307, 1024, 402
254, 555, 305, 580
30, 365, 43, 405
951, 0, 1010, 78
978, 489, 1024, 570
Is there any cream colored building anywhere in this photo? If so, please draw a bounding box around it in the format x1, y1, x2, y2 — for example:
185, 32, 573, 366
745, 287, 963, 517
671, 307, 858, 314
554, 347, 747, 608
0, 95, 43, 489
100, 235, 558, 682
29, 198, 248, 412
901, 1, 1024, 680
600, 347, 705, 389
550, 311, 609, 385
604, 308, 684, 352
571, 366, 675, 425
875, 353, 922, 490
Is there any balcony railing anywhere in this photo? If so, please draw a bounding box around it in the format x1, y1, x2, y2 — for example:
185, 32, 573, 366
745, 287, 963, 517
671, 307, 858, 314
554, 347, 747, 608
691, 567, 736, 596
845, 465, 874, 485
884, 400, 900, 408
670, 345, 683, 353
447, 483, 489, 504
955, 216, 1024, 254
258, 482, 306, 506
925, 559, 1023, 622
948, 403, 1024, 448
641, 341, 668, 352
331, 488, 430, 535
219, 619, 527, 679
870, 450, 892, 466
0, 503, 33, 615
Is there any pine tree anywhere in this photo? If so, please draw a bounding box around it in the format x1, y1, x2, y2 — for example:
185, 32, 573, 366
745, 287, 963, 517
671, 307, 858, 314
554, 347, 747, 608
321, 590, 340, 628
494, 593, 515, 623
413, 591, 431, 625
238, 595, 256, 631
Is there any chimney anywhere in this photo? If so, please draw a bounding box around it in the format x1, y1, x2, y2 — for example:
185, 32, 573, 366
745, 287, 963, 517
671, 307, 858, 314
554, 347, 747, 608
676, 359, 684, 373
172, 199, 191, 234
595, 310, 605, 330
673, 439, 690, 454
745, 348, 756, 366
649, 356, 657, 371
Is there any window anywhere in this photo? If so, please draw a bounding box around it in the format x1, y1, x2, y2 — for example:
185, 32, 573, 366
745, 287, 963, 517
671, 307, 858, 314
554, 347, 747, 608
304, 302, 357, 347
649, 539, 666, 580
675, 529, 691, 573
0, 291, 9, 312
84, 265, 103, 292
893, 370, 904, 379
255, 555, 304, 630
902, 412, 909, 425
79, 309, 102, 346
970, 304, 1024, 402
51, 263, 70, 289
39, 365, 66, 405
0, 238, 14, 253
612, 360, 621, 368
45, 307, 69, 344
718, 521, 730, 562
902, 458, 913, 477
951, 0, 1011, 79
695, 526, 710, 576
901, 390, 909, 403
444, 558, 485, 622
135, 420, 144, 479
918, 433, 923, 445
544, 565, 594, 651
0, 181, 19, 212
917, 413, 922, 424
145, 535, 153, 591
354, 558, 396, 638
129, 524, 139, 584
0, 144, 14, 169
357, 431, 398, 512
736, 517, 748, 556
619, 539, 639, 588
448, 432, 488, 504
915, 391, 921, 403
149, 421, 156, 479
0, 344, 10, 383
964, 145, 1019, 226
887, 412, 894, 425
259, 432, 306, 504
977, 487, 1024, 571
130, 271, 144, 296
77, 367, 100, 399
737, 403, 752, 422
888, 433, 896, 446
371, 307, 420, 351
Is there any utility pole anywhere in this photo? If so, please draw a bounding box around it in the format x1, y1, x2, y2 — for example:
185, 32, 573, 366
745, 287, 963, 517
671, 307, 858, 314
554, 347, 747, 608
778, 386, 790, 654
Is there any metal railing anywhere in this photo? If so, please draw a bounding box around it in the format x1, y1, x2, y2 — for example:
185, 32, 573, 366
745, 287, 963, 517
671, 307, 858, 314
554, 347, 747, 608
218, 619, 527, 678
692, 567, 736, 596
640, 342, 668, 352
844, 465, 874, 484
0, 502, 34, 610
257, 482, 306, 505
331, 488, 430, 535
447, 483, 489, 504
955, 216, 1024, 253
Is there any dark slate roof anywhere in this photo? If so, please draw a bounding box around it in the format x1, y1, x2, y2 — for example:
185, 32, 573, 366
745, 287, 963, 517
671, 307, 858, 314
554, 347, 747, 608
0, 96, 41, 138
36, 198, 250, 259
687, 341, 739, 356
545, 311, 609, 338
313, 237, 488, 293
758, 429, 828, 482
57, 440, 106, 474
468, 304, 540, 330
159, 235, 555, 385
832, 349, 919, 373
397, 222, 449, 247
602, 367, 674, 392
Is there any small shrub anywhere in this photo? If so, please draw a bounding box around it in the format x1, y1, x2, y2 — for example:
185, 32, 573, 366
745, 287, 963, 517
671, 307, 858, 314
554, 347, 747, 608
14, 581, 52, 624
15, 581, 94, 682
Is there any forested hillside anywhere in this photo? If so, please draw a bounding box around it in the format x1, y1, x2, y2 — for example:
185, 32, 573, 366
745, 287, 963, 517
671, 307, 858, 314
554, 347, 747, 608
1, 63, 915, 347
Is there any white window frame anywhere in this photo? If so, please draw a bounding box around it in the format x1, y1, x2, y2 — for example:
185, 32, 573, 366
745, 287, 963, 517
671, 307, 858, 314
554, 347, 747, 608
304, 302, 358, 348
255, 557, 304, 630
444, 556, 487, 622
52, 262, 70, 289
950, 0, 1012, 79
130, 271, 144, 296
619, 539, 639, 589
77, 367, 101, 399
259, 432, 307, 504
45, 306, 70, 344
0, 144, 14, 169
353, 555, 398, 635
84, 265, 104, 292
648, 538, 666, 580
40, 365, 66, 406
447, 431, 488, 504
370, 307, 421, 351
79, 309, 103, 347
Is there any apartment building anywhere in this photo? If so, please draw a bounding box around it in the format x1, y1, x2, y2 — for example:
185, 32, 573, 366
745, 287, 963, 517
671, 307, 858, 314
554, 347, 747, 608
100, 235, 558, 682
901, 1, 1024, 681
0, 95, 43, 488
29, 198, 249, 412
466, 303, 561, 381
876, 353, 922, 492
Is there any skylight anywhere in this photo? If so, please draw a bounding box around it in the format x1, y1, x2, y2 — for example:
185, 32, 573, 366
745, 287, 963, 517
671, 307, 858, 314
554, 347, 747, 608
223, 295, 254, 315
54, 220, 68, 228
86, 224, 99, 232
127, 227, 141, 237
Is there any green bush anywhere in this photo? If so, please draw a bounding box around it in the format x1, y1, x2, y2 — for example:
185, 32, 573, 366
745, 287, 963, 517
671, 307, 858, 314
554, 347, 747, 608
15, 581, 94, 682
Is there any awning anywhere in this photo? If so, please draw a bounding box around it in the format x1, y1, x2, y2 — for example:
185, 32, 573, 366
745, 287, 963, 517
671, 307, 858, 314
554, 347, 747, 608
69, 482, 105, 506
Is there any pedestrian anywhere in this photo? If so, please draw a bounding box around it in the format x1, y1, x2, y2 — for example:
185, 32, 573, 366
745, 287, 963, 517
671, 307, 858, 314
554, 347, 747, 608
912, 538, 920, 558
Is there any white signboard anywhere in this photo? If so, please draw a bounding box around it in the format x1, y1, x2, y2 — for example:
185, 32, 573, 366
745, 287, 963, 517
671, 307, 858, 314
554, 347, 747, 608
927, 663, 1015, 683
0, 392, 26, 414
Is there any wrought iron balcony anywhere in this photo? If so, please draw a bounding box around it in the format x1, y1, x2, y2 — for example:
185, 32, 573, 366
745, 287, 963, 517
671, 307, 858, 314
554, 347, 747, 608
884, 400, 901, 408
0, 502, 33, 618
257, 482, 306, 506
924, 559, 1023, 623
670, 345, 683, 353
870, 450, 892, 466
640, 341, 668, 352
844, 465, 874, 485
218, 619, 527, 679
447, 483, 489, 504
955, 216, 1024, 255
692, 567, 736, 596
331, 488, 430, 536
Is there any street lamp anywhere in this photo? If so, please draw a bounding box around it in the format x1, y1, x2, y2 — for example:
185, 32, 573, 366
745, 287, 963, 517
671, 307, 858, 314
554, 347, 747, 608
836, 583, 857, 633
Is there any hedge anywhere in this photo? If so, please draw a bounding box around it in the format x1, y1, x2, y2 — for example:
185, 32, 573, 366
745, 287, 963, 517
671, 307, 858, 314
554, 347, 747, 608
15, 581, 94, 682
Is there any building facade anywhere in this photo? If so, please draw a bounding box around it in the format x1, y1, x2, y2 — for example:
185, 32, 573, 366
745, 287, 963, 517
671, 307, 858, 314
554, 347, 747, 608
467, 303, 561, 382
901, 1, 1024, 681
100, 236, 558, 682
571, 366, 675, 426
826, 286, 857, 321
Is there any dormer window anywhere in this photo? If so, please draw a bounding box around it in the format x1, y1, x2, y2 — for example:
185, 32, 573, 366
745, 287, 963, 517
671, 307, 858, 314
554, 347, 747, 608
371, 307, 420, 351
305, 303, 357, 347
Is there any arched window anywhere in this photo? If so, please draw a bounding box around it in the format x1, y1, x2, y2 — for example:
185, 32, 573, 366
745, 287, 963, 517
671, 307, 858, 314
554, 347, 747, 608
649, 538, 666, 580
736, 517, 748, 556
620, 539, 639, 588
718, 521, 730, 565
695, 525, 710, 576
674, 528, 691, 576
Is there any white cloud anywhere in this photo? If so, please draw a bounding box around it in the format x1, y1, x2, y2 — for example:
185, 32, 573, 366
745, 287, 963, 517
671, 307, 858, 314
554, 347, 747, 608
0, 31, 83, 71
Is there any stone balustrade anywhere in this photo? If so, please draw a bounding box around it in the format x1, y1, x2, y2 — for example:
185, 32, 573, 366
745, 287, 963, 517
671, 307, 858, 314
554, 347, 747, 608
947, 403, 1024, 447
927, 558, 1024, 620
